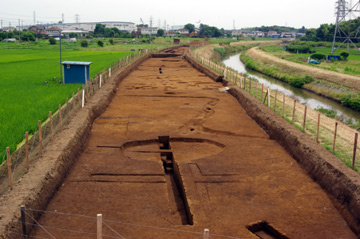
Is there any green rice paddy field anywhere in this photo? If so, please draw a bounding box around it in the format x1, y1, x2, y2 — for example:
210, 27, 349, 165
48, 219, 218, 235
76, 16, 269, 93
0, 44, 132, 161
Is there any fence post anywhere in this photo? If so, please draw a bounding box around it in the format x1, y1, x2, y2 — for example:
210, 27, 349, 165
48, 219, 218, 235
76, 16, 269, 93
261, 84, 264, 100
100, 75, 102, 88
59, 104, 62, 132
203, 229, 209, 239
82, 85, 85, 108
316, 114, 320, 143
97, 214, 102, 239
282, 94, 285, 118
333, 122, 338, 153
274, 90, 277, 112
71, 93, 75, 112
109, 68, 111, 78
25, 132, 29, 171
38, 120, 43, 155
267, 88, 271, 107
255, 81, 258, 99
249, 78, 252, 94
353, 133, 358, 170
6, 147, 12, 190
292, 100, 296, 125
303, 106, 307, 132
20, 206, 27, 239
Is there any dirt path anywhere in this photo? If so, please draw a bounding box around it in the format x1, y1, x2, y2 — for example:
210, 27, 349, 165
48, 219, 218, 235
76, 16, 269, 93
31, 47, 355, 239
246, 47, 360, 90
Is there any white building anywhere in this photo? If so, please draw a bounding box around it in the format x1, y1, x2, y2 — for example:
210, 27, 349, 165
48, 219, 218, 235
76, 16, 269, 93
171, 25, 184, 30
141, 27, 158, 35
21, 21, 136, 33
177, 29, 189, 35
56, 21, 135, 32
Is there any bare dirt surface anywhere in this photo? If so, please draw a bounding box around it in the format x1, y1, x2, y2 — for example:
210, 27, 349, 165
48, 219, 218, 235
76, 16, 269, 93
246, 47, 360, 91
30, 47, 357, 239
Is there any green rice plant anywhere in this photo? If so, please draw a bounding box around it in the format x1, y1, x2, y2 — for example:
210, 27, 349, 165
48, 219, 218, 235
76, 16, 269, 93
0, 47, 132, 162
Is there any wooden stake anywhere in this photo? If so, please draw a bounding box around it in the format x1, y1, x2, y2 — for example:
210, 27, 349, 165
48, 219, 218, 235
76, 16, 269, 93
255, 81, 258, 99
82, 85, 85, 108
292, 100, 296, 125
282, 94, 285, 118
303, 106, 307, 132
333, 122, 338, 153
66, 98, 69, 115
352, 133, 358, 170
20, 206, 27, 239
59, 104, 62, 132
77, 88, 80, 109
249, 78, 252, 94
97, 214, 102, 239
25, 132, 29, 171
38, 120, 43, 155
72, 93, 75, 111
274, 90, 277, 112
261, 84, 264, 100
316, 114, 320, 143
99, 75, 102, 88
263, 90, 268, 104
6, 147, 12, 190
203, 229, 210, 239
267, 88, 271, 107
49, 111, 53, 140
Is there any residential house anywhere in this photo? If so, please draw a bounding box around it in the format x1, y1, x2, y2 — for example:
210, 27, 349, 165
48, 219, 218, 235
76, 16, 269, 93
141, 27, 158, 35
231, 29, 242, 36
45, 27, 61, 37
281, 32, 296, 38
177, 29, 189, 35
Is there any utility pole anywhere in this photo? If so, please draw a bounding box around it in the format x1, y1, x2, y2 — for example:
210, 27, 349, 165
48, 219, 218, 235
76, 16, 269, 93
0, 19, 3, 29
33, 11, 36, 25
149, 16, 153, 44
59, 30, 63, 83
18, 19, 21, 43
62, 13, 64, 23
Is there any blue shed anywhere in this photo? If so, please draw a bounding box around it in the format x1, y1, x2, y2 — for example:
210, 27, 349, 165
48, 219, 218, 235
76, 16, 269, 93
61, 61, 92, 84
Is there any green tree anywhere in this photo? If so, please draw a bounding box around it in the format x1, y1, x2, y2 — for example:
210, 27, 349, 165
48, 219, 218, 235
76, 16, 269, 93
81, 40, 88, 47
184, 23, 195, 33
97, 40, 104, 47
340, 51, 349, 60
199, 24, 223, 38
20, 31, 36, 41
109, 39, 114, 45
157, 29, 164, 36
94, 23, 106, 36
49, 37, 56, 45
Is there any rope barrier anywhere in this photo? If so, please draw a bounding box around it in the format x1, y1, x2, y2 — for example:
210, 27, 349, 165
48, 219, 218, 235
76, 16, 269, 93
26, 208, 243, 239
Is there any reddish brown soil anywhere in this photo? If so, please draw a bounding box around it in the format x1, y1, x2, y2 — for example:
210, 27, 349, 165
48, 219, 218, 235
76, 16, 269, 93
32, 47, 356, 239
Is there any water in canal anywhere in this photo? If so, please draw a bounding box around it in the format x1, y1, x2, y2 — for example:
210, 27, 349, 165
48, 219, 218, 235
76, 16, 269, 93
223, 53, 360, 123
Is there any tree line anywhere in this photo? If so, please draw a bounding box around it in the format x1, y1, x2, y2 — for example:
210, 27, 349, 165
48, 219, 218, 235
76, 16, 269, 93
301, 18, 359, 42
0, 30, 36, 42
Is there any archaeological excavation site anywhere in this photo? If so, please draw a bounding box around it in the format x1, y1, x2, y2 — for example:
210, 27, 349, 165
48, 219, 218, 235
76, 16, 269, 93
1, 46, 360, 239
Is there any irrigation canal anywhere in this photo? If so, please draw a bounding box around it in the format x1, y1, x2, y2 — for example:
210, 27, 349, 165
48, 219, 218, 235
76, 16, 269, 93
223, 53, 360, 123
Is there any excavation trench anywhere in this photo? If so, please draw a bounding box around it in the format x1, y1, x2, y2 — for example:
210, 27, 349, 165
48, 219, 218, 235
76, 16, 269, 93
1, 46, 359, 239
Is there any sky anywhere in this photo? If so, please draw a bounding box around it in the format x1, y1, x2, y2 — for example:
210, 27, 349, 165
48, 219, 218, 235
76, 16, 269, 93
0, 0, 338, 30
